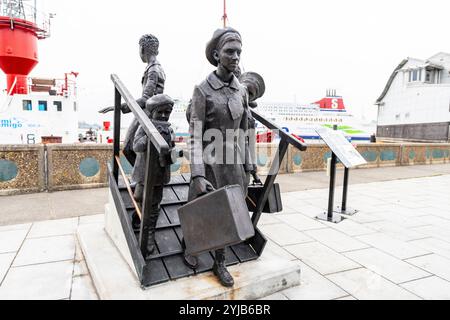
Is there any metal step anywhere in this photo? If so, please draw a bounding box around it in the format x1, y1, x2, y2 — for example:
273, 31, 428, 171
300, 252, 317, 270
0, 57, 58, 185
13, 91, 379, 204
117, 175, 259, 287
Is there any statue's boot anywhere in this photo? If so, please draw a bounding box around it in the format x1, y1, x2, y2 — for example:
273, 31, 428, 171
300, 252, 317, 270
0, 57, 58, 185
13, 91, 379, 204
131, 211, 141, 231
181, 238, 199, 270
132, 185, 144, 231
213, 249, 234, 288
134, 184, 144, 203
146, 211, 160, 257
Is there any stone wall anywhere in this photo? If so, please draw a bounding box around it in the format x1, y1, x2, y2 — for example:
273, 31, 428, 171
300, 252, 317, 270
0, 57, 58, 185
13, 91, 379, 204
1, 143, 449, 195
47, 144, 113, 192
0, 145, 45, 195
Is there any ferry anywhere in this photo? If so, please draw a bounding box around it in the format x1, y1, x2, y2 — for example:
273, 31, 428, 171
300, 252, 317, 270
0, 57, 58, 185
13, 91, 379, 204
256, 90, 373, 143
168, 91, 373, 144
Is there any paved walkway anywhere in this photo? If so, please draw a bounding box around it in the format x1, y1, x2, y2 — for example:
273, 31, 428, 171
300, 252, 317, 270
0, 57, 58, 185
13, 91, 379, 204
1, 164, 449, 226
1, 166, 450, 300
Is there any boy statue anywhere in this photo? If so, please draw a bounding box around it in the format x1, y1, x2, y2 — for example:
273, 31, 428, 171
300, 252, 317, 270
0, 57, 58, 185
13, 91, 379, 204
132, 94, 176, 255
99, 34, 166, 166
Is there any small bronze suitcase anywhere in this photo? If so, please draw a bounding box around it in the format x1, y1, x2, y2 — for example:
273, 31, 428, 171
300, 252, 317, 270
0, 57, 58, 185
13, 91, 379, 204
178, 185, 255, 256
246, 182, 283, 214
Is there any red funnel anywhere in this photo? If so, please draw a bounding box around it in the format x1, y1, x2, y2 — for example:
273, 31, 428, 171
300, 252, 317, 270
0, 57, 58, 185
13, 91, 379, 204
0, 17, 40, 95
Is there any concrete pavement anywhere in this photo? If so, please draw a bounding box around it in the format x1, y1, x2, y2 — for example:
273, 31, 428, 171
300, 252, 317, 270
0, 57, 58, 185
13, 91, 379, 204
1, 166, 450, 299
1, 164, 450, 226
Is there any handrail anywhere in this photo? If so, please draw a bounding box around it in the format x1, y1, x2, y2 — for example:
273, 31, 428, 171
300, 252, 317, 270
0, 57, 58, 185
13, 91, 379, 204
115, 155, 142, 220
110, 74, 169, 155
251, 109, 307, 151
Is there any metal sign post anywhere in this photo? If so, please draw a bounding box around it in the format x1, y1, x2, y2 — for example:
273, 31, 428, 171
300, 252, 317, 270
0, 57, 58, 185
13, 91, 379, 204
315, 126, 367, 223
334, 167, 358, 216
316, 126, 343, 223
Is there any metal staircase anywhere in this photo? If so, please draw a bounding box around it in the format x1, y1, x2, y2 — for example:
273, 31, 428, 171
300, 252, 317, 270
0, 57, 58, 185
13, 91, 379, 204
109, 74, 307, 288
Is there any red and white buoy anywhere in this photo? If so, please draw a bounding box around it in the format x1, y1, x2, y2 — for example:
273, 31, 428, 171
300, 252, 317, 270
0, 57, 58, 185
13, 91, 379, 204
0, 0, 50, 95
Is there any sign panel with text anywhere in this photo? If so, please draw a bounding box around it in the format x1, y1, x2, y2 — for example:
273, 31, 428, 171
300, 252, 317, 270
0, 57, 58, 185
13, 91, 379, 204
316, 127, 367, 168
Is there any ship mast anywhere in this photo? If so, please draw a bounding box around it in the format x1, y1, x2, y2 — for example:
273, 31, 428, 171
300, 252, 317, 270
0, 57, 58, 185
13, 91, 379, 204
222, 0, 228, 28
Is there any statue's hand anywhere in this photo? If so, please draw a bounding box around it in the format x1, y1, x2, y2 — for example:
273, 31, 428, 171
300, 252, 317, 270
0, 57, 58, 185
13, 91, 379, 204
251, 171, 262, 185
98, 106, 114, 114
249, 101, 258, 109
191, 176, 215, 198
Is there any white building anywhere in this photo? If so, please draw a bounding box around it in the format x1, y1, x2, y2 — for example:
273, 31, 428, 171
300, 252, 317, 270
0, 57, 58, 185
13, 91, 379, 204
375, 52, 450, 142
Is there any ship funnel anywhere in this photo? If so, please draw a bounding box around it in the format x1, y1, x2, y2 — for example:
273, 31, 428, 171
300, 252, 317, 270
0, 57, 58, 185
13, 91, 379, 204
0, 0, 50, 95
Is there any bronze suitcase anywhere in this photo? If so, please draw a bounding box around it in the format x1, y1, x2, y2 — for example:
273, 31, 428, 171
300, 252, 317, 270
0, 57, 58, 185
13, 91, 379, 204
246, 182, 283, 214
178, 185, 255, 256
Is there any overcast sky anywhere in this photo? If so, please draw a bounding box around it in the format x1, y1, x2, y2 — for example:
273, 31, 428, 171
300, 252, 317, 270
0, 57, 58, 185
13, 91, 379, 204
3, 0, 450, 125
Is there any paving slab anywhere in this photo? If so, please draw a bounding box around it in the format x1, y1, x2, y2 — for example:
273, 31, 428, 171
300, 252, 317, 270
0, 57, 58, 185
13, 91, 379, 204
344, 248, 431, 284
409, 238, 450, 260
0, 253, 15, 284
364, 221, 428, 242
74, 259, 89, 277
0, 261, 74, 300
346, 212, 384, 224
325, 218, 377, 237
79, 214, 105, 225
285, 242, 361, 275
13, 235, 76, 267
336, 295, 357, 300
356, 233, 430, 260
400, 276, 450, 300
27, 218, 79, 239
327, 269, 421, 300
257, 214, 281, 226
304, 228, 370, 253
0, 223, 31, 233
411, 226, 450, 243
275, 214, 326, 231
370, 211, 431, 229
259, 223, 314, 247
295, 204, 326, 218
259, 292, 289, 300
0, 229, 28, 254
264, 240, 297, 261
406, 254, 450, 282
70, 275, 99, 300
413, 216, 450, 231
282, 262, 348, 300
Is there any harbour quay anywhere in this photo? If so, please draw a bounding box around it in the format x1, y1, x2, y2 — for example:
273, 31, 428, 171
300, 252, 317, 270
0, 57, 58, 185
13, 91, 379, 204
1, 142, 450, 196
1, 164, 450, 300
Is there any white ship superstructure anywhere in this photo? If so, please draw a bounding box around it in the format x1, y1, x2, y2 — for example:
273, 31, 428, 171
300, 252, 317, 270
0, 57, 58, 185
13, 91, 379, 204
257, 92, 371, 142
0, 75, 79, 144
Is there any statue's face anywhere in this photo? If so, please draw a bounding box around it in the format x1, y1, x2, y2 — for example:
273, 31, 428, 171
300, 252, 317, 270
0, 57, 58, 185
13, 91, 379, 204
216, 40, 242, 73
139, 45, 147, 63
152, 105, 173, 122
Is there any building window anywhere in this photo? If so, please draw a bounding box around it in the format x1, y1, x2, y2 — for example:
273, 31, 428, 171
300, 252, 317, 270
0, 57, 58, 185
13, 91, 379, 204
425, 70, 432, 82
38, 101, 48, 111
74, 102, 78, 112
395, 114, 401, 121
409, 69, 422, 82
54, 101, 62, 112
405, 113, 410, 119
23, 100, 32, 111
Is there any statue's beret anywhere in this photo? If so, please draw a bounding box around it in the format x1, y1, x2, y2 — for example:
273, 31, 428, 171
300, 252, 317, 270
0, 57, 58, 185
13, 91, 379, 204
205, 27, 242, 67
145, 94, 174, 113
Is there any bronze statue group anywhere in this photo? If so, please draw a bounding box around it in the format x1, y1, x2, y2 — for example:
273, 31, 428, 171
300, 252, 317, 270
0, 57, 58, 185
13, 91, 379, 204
101, 28, 265, 288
